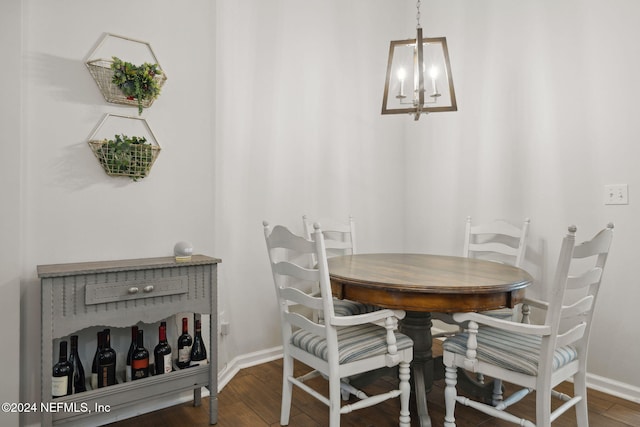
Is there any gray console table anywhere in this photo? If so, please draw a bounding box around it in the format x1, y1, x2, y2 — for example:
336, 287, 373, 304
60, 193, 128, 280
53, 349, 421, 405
38, 255, 220, 426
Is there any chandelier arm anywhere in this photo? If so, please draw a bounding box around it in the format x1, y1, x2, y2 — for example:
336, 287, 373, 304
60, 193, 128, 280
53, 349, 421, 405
416, 27, 425, 120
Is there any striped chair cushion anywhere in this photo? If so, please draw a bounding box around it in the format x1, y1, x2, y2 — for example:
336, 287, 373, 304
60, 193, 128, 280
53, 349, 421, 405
291, 323, 413, 364
332, 298, 381, 317
442, 326, 577, 376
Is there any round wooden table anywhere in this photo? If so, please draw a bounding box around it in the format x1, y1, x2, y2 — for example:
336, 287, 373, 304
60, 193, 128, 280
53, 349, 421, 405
327, 253, 533, 427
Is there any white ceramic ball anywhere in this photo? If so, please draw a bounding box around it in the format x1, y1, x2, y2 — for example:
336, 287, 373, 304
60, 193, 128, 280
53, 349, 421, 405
174, 241, 193, 257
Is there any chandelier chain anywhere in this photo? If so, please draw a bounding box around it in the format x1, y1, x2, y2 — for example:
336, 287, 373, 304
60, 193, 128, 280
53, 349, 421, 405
416, 0, 422, 29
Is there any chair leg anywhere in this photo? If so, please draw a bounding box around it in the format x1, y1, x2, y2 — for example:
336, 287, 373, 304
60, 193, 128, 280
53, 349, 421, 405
492, 379, 504, 406
329, 373, 342, 427
399, 361, 411, 427
444, 365, 457, 427
476, 373, 485, 384
535, 385, 552, 427
341, 378, 351, 401
280, 355, 294, 426
574, 368, 589, 426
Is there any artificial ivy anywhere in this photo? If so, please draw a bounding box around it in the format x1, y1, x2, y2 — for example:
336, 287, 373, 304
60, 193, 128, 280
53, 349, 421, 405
95, 134, 154, 181
111, 57, 162, 114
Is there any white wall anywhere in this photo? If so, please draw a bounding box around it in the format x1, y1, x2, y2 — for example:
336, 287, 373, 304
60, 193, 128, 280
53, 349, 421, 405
213, 0, 406, 363
0, 0, 23, 426
405, 0, 640, 397
20, 1, 216, 425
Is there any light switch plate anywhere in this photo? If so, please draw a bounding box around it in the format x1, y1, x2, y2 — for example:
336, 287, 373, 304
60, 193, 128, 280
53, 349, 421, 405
604, 184, 628, 205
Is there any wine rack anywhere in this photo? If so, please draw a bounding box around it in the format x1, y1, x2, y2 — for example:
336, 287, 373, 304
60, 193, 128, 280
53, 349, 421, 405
39, 255, 220, 426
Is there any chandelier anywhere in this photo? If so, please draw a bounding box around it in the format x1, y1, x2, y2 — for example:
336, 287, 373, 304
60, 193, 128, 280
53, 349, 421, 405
381, 1, 457, 120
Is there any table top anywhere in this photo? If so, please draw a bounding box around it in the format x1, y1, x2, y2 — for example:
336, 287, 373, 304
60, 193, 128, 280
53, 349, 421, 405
328, 253, 533, 313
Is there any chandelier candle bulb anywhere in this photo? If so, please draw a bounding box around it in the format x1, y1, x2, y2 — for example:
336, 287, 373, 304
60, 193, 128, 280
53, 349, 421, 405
397, 68, 406, 98
430, 66, 437, 94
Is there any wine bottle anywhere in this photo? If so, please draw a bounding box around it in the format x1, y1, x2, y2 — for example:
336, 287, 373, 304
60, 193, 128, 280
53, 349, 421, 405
91, 330, 103, 390
190, 319, 208, 366
69, 335, 86, 393
126, 326, 138, 382
176, 317, 193, 369
131, 329, 150, 380
154, 322, 173, 374
52, 341, 73, 398
97, 328, 117, 387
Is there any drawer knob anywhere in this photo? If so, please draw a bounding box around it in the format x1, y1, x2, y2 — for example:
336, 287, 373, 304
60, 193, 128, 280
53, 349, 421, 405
128, 287, 139, 294
143, 285, 155, 293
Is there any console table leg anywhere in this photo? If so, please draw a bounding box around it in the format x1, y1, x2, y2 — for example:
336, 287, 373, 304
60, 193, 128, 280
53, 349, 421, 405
194, 387, 202, 406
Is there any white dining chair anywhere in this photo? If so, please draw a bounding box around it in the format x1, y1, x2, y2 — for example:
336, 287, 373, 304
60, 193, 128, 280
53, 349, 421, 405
442, 223, 614, 427
464, 216, 531, 320
433, 216, 531, 340
264, 221, 413, 427
302, 215, 380, 317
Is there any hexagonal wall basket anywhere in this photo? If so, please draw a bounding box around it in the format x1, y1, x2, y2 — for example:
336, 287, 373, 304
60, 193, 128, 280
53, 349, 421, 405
87, 113, 161, 181
86, 33, 167, 113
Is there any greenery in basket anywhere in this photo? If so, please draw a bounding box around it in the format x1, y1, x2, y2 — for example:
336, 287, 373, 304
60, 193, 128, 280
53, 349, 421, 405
111, 56, 162, 114
95, 134, 155, 181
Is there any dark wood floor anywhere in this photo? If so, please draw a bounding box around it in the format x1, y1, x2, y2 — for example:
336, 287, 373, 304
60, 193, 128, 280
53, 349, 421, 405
109, 343, 640, 427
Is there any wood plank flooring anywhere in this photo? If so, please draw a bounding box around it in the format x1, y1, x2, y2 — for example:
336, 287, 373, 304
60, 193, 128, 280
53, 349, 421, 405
109, 342, 640, 427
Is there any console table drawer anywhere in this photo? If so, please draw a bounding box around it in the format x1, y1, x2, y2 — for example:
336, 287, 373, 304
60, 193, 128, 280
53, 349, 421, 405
85, 275, 189, 305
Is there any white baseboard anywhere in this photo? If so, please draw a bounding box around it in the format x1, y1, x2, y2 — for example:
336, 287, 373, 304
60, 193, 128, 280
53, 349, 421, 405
586, 372, 640, 403
217, 345, 284, 391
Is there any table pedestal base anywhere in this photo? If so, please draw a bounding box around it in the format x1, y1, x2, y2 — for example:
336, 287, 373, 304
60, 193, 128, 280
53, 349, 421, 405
400, 311, 436, 427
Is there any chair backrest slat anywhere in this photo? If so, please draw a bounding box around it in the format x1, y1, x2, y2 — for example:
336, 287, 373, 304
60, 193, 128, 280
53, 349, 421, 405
464, 216, 530, 268
283, 311, 326, 337
469, 220, 525, 237
323, 240, 354, 251
269, 225, 317, 254
280, 286, 325, 311
467, 242, 519, 258
303, 215, 357, 257
273, 261, 320, 283
555, 322, 588, 348
560, 295, 594, 320
566, 268, 602, 290
572, 226, 614, 259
